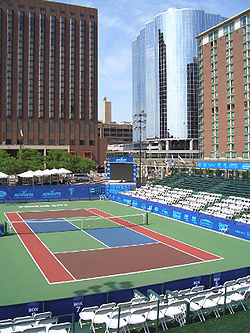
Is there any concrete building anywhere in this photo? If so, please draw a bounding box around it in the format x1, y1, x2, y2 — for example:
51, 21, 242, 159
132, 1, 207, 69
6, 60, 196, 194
197, 8, 250, 160
0, 0, 106, 164
98, 121, 132, 145
132, 8, 226, 142
102, 96, 111, 124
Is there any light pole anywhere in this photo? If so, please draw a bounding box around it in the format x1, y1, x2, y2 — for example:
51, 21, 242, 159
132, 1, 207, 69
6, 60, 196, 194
133, 110, 147, 187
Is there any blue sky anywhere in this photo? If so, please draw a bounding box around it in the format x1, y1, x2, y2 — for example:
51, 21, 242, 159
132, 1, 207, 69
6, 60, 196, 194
49, 0, 249, 122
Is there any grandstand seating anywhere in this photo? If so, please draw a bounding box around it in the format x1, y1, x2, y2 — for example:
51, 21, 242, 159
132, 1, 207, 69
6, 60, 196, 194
153, 175, 250, 199
123, 184, 250, 223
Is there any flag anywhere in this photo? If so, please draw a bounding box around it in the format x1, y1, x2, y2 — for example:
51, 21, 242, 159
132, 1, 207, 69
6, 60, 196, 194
178, 154, 185, 164
164, 157, 169, 170
20, 129, 23, 137
171, 155, 175, 166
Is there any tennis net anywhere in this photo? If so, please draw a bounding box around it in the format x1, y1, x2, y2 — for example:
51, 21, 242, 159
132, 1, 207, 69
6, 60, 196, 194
5, 213, 148, 235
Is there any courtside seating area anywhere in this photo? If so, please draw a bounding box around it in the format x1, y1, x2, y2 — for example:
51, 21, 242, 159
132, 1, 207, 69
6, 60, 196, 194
1, 277, 249, 333
154, 175, 250, 199
200, 196, 250, 220
124, 185, 250, 222
173, 192, 222, 212
125, 185, 193, 206
78, 276, 250, 332
0, 312, 71, 333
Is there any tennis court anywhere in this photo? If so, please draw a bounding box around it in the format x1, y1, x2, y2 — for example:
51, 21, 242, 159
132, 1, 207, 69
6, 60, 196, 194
0, 199, 249, 306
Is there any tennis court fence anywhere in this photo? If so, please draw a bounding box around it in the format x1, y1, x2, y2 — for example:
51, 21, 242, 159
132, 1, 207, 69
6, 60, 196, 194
5, 213, 149, 235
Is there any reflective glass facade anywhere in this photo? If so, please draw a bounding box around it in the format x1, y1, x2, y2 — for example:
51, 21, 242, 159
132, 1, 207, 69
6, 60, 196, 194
132, 8, 226, 141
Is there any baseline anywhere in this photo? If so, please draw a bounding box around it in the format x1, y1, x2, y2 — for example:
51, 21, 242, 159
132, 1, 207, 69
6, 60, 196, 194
5, 212, 75, 284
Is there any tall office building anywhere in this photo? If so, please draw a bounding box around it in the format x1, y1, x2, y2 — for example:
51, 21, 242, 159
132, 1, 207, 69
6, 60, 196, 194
132, 8, 226, 142
0, 0, 106, 164
197, 9, 250, 160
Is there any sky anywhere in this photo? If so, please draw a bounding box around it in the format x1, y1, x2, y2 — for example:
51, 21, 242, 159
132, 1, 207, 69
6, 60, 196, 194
49, 0, 249, 123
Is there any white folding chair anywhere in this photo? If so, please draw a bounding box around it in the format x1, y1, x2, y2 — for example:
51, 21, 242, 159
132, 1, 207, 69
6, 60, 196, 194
188, 295, 206, 322
105, 310, 130, 333
48, 323, 71, 333
0, 322, 14, 333
127, 307, 150, 333
91, 308, 113, 333
36, 317, 58, 329
146, 304, 167, 331
23, 326, 46, 333
78, 306, 99, 328
33, 312, 52, 322
202, 293, 221, 318
164, 300, 186, 327
14, 319, 36, 331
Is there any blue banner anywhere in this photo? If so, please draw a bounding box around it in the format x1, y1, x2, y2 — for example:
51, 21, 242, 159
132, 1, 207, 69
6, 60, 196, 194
110, 157, 133, 163
0, 184, 106, 202
108, 193, 250, 241
197, 161, 250, 171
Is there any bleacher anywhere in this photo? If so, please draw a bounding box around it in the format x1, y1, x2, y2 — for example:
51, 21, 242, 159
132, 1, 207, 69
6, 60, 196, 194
153, 175, 250, 199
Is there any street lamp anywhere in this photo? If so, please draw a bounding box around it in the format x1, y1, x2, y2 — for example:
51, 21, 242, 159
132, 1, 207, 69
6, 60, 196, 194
133, 110, 147, 187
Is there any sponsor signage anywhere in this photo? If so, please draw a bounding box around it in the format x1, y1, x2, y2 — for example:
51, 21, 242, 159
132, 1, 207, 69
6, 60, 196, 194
197, 161, 250, 171
110, 157, 133, 163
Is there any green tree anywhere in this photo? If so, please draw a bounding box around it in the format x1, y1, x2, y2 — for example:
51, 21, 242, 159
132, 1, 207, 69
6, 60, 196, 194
0, 150, 18, 175
16, 149, 44, 173
44, 150, 97, 173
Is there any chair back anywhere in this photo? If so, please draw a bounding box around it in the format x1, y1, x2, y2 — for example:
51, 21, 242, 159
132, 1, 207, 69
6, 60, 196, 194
48, 323, 71, 333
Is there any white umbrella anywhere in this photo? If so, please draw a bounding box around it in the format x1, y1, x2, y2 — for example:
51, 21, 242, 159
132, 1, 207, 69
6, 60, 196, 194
57, 168, 72, 175
18, 170, 34, 178
0, 171, 8, 178
33, 170, 44, 177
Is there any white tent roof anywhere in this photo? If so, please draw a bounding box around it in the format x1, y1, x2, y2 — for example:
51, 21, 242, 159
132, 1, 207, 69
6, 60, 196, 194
33, 170, 44, 177
0, 171, 8, 178
57, 168, 72, 174
18, 170, 34, 178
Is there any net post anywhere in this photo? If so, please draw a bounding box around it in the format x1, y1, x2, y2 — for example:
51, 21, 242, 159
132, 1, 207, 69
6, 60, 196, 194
146, 212, 149, 225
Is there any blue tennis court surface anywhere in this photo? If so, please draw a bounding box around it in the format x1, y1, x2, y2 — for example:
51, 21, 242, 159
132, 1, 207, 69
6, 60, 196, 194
85, 227, 158, 247
26, 219, 79, 233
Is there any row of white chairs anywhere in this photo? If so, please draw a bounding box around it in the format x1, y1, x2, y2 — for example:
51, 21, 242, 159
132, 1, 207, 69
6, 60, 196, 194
79, 276, 250, 332
235, 214, 250, 224
0, 313, 71, 333
123, 185, 249, 223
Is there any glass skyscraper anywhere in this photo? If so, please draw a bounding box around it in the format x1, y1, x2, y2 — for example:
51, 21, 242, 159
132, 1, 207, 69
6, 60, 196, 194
132, 8, 226, 141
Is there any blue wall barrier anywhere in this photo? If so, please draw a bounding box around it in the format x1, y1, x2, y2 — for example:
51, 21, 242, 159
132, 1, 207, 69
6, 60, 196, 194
0, 266, 249, 321
0, 184, 106, 203
108, 193, 250, 241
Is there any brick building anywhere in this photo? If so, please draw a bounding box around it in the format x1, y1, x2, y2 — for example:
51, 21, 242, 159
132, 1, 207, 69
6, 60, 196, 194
197, 9, 250, 160
0, 0, 107, 164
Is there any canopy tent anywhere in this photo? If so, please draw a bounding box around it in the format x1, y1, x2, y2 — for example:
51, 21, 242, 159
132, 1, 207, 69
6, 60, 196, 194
18, 170, 34, 178
0, 171, 8, 178
57, 168, 72, 175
